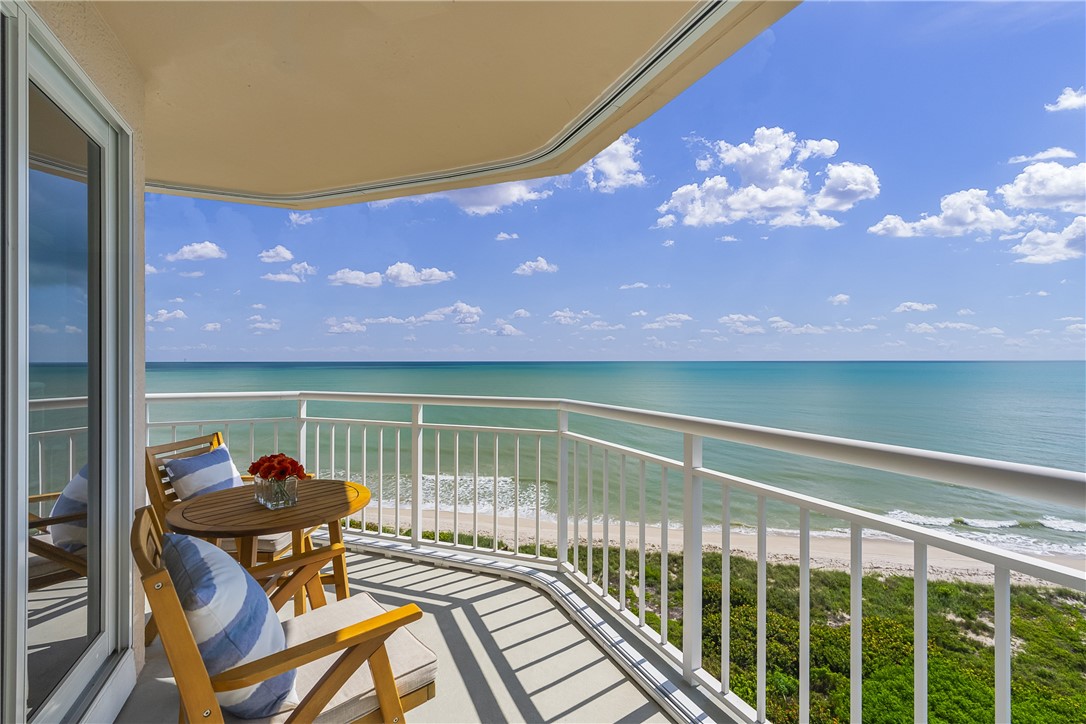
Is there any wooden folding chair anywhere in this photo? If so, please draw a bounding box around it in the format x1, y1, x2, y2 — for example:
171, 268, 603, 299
27, 491, 88, 590
131, 507, 436, 723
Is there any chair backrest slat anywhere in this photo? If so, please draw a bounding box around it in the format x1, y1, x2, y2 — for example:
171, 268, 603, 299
144, 432, 224, 526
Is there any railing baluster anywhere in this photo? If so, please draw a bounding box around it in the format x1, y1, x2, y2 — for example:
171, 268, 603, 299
315, 422, 321, 478
435, 430, 441, 544
722, 483, 731, 694
273, 422, 279, 453
995, 566, 1011, 723
660, 466, 669, 646
536, 435, 542, 558
411, 405, 422, 546
514, 434, 520, 551
377, 428, 384, 534
682, 433, 703, 682
249, 423, 255, 462
619, 454, 627, 612
851, 522, 863, 722
639, 459, 647, 629
757, 495, 767, 722
603, 449, 609, 598
493, 432, 499, 553
557, 412, 569, 567
346, 425, 352, 482
573, 441, 579, 574
914, 542, 928, 724
454, 431, 461, 545
587, 445, 594, 584
330, 422, 337, 478
361, 426, 367, 533
800, 507, 811, 723
395, 427, 402, 536
473, 432, 479, 549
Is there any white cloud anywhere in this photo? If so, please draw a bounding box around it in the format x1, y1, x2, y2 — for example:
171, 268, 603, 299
166, 241, 226, 261
619, 282, 649, 290
30, 324, 56, 333
512, 308, 531, 318
512, 257, 558, 276
933, 321, 979, 331
433, 301, 482, 325
718, 235, 739, 242
643, 313, 692, 330
202, 322, 221, 332
656, 127, 878, 229
440, 180, 553, 215
251, 303, 266, 309
147, 308, 187, 323
385, 262, 456, 286
869, 189, 1028, 237
893, 302, 937, 313
248, 315, 281, 331
979, 327, 1004, 336
905, 322, 936, 334
1011, 216, 1085, 264
327, 268, 383, 287
145, 263, 160, 274
495, 232, 519, 241
169, 297, 184, 303
653, 214, 676, 229
662, 239, 675, 247
580, 134, 647, 193
631, 310, 648, 317
482, 319, 524, 336
582, 321, 625, 331
64, 325, 82, 334
258, 245, 293, 263
1065, 323, 1086, 334
179, 271, 204, 278
324, 316, 367, 334
1044, 87, 1086, 112
768, 316, 826, 334
997, 162, 1085, 214
262, 272, 301, 283
1026, 328, 1050, 335
550, 308, 596, 326
957, 308, 975, 316
291, 262, 317, 277
811, 162, 881, 212
828, 293, 850, 306
1008, 147, 1077, 164
287, 211, 318, 228
1058, 316, 1084, 321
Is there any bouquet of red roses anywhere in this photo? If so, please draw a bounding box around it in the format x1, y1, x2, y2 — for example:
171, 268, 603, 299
248, 453, 306, 480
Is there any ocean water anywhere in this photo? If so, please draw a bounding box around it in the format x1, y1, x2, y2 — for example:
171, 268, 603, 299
142, 360, 1086, 557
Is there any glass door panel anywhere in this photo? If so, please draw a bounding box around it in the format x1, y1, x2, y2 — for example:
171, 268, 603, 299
25, 80, 102, 717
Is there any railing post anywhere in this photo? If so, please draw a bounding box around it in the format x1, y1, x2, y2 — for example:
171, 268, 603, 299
297, 397, 307, 469
557, 410, 569, 570
682, 433, 703, 682
411, 404, 424, 546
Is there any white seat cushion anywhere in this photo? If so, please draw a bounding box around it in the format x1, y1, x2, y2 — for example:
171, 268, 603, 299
225, 592, 437, 723
217, 531, 296, 555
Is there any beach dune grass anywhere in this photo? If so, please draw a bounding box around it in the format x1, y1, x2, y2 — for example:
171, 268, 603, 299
355, 522, 1086, 723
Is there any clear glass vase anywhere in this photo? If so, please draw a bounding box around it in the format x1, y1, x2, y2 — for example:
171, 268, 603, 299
254, 474, 299, 509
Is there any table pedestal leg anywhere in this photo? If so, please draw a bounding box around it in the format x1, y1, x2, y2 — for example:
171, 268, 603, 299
292, 530, 307, 616
237, 536, 257, 569
329, 520, 350, 600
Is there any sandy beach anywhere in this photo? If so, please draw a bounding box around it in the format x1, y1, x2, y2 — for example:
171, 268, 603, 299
361, 505, 1085, 585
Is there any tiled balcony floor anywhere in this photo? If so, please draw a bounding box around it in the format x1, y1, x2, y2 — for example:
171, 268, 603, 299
118, 548, 684, 723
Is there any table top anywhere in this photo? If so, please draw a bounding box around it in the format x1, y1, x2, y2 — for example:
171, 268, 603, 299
165, 478, 370, 539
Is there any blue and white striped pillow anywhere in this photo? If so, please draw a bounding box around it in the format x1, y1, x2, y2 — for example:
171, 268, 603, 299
161, 534, 298, 718
165, 445, 243, 500
49, 464, 89, 552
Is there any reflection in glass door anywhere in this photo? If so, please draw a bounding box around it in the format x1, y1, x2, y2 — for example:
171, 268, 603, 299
25, 80, 102, 717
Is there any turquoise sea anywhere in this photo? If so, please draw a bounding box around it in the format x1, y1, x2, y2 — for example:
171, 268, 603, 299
139, 360, 1086, 559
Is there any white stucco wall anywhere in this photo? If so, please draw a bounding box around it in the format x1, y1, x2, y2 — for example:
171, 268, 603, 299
29, 0, 147, 672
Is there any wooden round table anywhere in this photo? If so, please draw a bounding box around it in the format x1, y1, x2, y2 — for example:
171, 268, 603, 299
165, 478, 370, 601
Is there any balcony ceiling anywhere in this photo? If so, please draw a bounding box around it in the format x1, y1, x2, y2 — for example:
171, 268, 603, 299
93, 1, 794, 209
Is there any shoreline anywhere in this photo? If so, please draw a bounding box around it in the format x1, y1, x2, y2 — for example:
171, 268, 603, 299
361, 506, 1085, 585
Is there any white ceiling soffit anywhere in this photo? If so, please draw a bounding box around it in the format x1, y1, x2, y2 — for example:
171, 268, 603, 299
95, 1, 796, 209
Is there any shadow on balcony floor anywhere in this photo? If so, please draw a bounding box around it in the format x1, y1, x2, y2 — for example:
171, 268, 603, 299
117, 550, 670, 723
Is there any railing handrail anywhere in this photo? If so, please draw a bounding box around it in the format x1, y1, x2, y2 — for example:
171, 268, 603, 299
140, 389, 1086, 508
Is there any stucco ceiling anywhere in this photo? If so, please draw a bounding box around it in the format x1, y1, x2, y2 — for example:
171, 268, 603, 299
93, 1, 795, 209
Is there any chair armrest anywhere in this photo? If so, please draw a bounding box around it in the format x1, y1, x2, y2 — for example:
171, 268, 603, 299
246, 543, 343, 581
209, 603, 423, 692
28, 512, 87, 530
29, 492, 62, 504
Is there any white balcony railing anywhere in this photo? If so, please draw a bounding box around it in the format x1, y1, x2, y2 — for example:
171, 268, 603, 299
30, 391, 1086, 723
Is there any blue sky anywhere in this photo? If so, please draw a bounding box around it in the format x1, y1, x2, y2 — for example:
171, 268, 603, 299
142, 1, 1085, 362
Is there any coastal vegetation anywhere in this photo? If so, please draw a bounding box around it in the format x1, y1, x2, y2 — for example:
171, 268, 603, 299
359, 522, 1086, 723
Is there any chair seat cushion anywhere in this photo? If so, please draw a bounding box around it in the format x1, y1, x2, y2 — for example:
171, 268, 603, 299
162, 534, 298, 718
224, 593, 438, 723
49, 465, 89, 552
165, 445, 243, 500
217, 531, 295, 555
